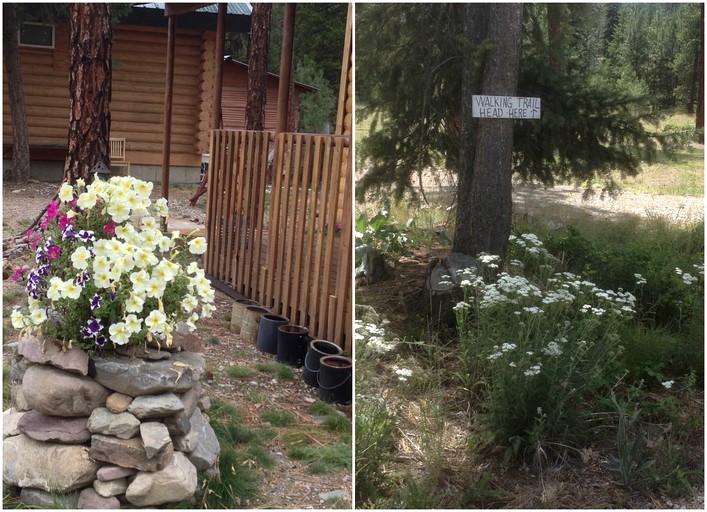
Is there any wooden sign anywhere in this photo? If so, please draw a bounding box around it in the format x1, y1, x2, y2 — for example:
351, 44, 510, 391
472, 95, 541, 119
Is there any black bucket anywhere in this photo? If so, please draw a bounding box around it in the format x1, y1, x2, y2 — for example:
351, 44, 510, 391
303, 340, 343, 387
318, 355, 352, 404
256, 314, 289, 354
276, 325, 309, 367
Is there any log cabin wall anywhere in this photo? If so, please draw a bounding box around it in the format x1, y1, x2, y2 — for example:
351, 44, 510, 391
3, 21, 215, 173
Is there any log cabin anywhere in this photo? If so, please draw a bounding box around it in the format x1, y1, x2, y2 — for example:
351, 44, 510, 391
221, 58, 315, 132
2, 3, 253, 183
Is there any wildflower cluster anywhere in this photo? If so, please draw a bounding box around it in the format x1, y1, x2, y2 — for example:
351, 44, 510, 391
355, 318, 396, 355
455, 232, 635, 448
11, 176, 214, 352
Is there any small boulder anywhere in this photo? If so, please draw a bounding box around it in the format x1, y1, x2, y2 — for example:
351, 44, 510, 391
125, 452, 197, 507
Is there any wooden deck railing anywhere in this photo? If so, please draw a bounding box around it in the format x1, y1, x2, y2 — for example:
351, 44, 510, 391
204, 130, 352, 353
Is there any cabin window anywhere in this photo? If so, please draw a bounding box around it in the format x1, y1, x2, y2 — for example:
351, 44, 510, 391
19, 22, 55, 49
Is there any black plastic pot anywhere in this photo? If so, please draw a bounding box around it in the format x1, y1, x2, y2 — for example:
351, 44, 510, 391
276, 324, 309, 367
303, 340, 343, 387
256, 314, 289, 354
318, 355, 352, 404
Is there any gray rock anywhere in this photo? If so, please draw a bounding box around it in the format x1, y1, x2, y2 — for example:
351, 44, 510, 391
3, 434, 100, 492
164, 410, 191, 437
94, 477, 129, 497
173, 430, 199, 452
18, 335, 89, 375
10, 353, 33, 382
22, 364, 110, 417
87, 407, 141, 439
96, 465, 138, 482
319, 489, 347, 502
20, 488, 79, 509
105, 392, 132, 413
18, 409, 91, 444
11, 383, 31, 411
125, 452, 197, 507
89, 434, 173, 471
127, 393, 184, 419
179, 381, 202, 417
186, 408, 220, 471
91, 353, 203, 396
140, 421, 172, 459
77, 488, 121, 509
3, 408, 24, 438
198, 393, 212, 412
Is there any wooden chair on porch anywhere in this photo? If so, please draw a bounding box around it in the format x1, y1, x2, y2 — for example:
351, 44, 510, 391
109, 137, 131, 175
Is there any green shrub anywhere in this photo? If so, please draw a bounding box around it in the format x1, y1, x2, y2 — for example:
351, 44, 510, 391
458, 233, 633, 455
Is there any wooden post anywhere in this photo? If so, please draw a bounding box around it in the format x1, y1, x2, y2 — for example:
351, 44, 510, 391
161, 14, 176, 202
212, 3, 226, 131
275, 4, 296, 134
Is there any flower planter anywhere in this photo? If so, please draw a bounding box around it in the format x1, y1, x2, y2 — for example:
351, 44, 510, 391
241, 306, 270, 345
4, 335, 218, 508
303, 340, 343, 387
318, 355, 352, 404
256, 314, 289, 354
230, 299, 259, 334
276, 325, 309, 368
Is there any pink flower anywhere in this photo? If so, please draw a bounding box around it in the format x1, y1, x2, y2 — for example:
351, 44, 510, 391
47, 246, 62, 260
103, 222, 116, 237
12, 267, 27, 281
46, 201, 60, 221
57, 213, 75, 231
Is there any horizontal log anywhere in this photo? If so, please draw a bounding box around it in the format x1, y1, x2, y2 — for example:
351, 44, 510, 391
111, 111, 196, 133
111, 101, 198, 118
112, 52, 202, 70
110, 121, 197, 139
126, 140, 197, 154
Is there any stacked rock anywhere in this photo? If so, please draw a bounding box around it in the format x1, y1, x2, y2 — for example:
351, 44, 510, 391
3, 335, 220, 508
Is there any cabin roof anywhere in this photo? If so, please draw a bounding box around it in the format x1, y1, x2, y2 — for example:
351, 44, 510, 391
121, 3, 251, 32
224, 58, 318, 93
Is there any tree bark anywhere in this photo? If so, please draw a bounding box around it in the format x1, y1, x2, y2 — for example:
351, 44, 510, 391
696, 3, 704, 129
3, 4, 31, 184
453, 3, 523, 259
64, 3, 112, 184
246, 3, 272, 131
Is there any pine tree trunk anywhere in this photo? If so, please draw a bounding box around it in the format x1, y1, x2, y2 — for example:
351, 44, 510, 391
64, 3, 112, 184
3, 4, 31, 184
246, 4, 271, 131
696, 3, 704, 129
453, 3, 523, 258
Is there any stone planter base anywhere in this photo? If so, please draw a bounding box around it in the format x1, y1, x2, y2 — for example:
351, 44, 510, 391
3, 336, 219, 508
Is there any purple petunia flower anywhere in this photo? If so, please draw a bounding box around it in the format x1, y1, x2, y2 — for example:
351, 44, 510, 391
95, 335, 107, 347
35, 248, 46, 264
77, 230, 95, 243
76, 271, 91, 288
90, 293, 102, 310
62, 225, 75, 241
85, 318, 103, 337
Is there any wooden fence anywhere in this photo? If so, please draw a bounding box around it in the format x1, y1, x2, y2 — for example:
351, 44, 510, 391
204, 129, 353, 353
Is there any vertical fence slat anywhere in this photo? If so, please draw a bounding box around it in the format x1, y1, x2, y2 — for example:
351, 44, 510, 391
318, 140, 343, 337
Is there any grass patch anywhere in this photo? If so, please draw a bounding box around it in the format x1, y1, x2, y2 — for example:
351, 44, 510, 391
3, 290, 23, 303
255, 362, 296, 380
225, 366, 257, 379
260, 408, 296, 427
287, 443, 352, 473
209, 397, 243, 424
206, 335, 221, 346
322, 413, 352, 435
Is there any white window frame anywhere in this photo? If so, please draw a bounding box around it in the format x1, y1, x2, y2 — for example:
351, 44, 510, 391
18, 22, 55, 49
